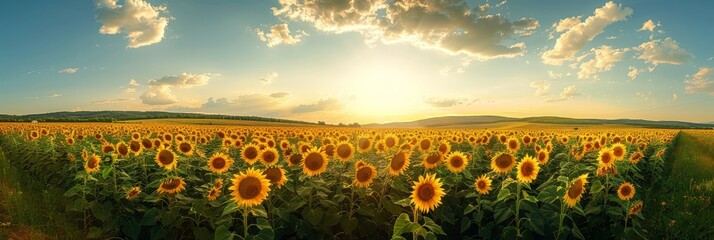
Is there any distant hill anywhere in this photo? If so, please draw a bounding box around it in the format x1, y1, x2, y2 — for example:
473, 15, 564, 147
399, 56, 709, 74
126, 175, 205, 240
365, 115, 714, 129
0, 111, 317, 125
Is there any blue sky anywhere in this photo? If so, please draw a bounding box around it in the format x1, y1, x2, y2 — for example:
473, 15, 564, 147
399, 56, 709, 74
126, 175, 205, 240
1, 0, 713, 124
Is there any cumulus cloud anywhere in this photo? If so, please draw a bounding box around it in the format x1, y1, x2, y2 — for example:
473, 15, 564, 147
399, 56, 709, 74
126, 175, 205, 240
256, 23, 307, 47
95, 0, 169, 48
260, 72, 278, 84
547, 85, 580, 102
627, 66, 640, 80
636, 38, 693, 66
577, 45, 628, 80
128, 79, 140, 86
92, 98, 135, 105
639, 19, 658, 32
423, 97, 476, 108
542, 1, 632, 65
140, 85, 177, 105
148, 73, 216, 88
58, 68, 79, 74
126, 88, 136, 93
176, 95, 289, 116
291, 98, 343, 113
685, 67, 714, 95
272, 0, 539, 60
530, 80, 551, 96
547, 71, 563, 79
270, 92, 290, 98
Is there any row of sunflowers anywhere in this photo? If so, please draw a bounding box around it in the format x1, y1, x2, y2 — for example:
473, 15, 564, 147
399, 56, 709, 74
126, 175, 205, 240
0, 123, 675, 239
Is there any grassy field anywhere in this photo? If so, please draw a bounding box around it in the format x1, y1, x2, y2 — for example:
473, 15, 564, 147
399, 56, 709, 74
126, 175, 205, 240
121, 118, 320, 127
643, 130, 714, 239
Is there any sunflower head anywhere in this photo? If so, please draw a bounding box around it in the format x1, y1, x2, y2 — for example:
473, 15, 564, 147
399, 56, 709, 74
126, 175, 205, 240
177, 141, 194, 156
288, 153, 303, 167
422, 152, 443, 169
437, 140, 451, 155
411, 173, 445, 213
536, 150, 549, 164
490, 152, 516, 174
516, 155, 540, 184
629, 201, 643, 216
418, 138, 432, 153
611, 143, 627, 160
126, 186, 141, 200
208, 152, 234, 174
445, 151, 468, 173
85, 155, 101, 174
263, 166, 288, 188
302, 147, 329, 176
388, 151, 410, 176
241, 144, 261, 165
564, 174, 588, 207
354, 164, 377, 188
157, 177, 186, 195
259, 148, 279, 166
155, 146, 177, 170
474, 175, 492, 195
506, 138, 520, 152
129, 140, 143, 155
116, 142, 129, 157
629, 151, 643, 164
356, 136, 372, 153
102, 144, 115, 154
597, 148, 615, 170
228, 168, 271, 207
617, 182, 636, 201
207, 186, 221, 201
335, 142, 355, 162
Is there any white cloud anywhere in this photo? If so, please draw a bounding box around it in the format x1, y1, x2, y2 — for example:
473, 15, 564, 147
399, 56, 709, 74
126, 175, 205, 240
685, 67, 714, 95
670, 94, 678, 103
95, 0, 169, 48
542, 1, 632, 65
128, 79, 140, 86
126, 88, 136, 93
269, 92, 290, 98
272, 0, 539, 60
140, 85, 177, 105
639, 19, 658, 32
547, 71, 563, 79
636, 37, 693, 66
147, 73, 216, 88
260, 72, 279, 84
627, 66, 640, 80
256, 23, 307, 47
423, 97, 476, 108
171, 94, 290, 117
547, 85, 580, 102
92, 98, 135, 105
577, 45, 628, 80
291, 98, 343, 113
58, 68, 79, 74
530, 80, 551, 96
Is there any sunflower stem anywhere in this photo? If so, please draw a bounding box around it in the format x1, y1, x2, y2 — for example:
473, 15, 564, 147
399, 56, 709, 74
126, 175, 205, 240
412, 207, 419, 240
557, 199, 566, 240
515, 182, 522, 235
243, 207, 250, 238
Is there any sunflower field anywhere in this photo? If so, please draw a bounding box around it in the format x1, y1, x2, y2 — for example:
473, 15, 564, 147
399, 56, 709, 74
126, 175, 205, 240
0, 123, 676, 239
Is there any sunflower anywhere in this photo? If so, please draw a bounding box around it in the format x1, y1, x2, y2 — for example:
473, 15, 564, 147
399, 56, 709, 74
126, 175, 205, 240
437, 140, 451, 155
354, 159, 368, 171
126, 186, 141, 200
597, 148, 615, 170
102, 143, 115, 154
241, 144, 260, 165
259, 148, 279, 166
629, 151, 643, 164
65, 137, 75, 145
155, 146, 177, 170
474, 175, 492, 195
629, 201, 643, 215
411, 173, 445, 213
335, 142, 355, 162
215, 178, 224, 188
422, 152, 443, 169
563, 174, 588, 207
384, 134, 398, 149
536, 150, 549, 164
490, 152, 516, 174
611, 143, 627, 160
356, 136, 372, 153
288, 153, 303, 167
516, 155, 540, 184
116, 142, 129, 157
506, 138, 520, 152
207, 186, 221, 201
388, 151, 410, 176
617, 182, 636, 201
85, 155, 101, 174
229, 168, 271, 207
177, 141, 194, 156
445, 152, 468, 173
353, 164, 377, 188
263, 166, 288, 188
302, 147, 329, 176
157, 177, 186, 195
418, 138, 432, 153
321, 144, 336, 158
129, 140, 143, 155
208, 152, 234, 174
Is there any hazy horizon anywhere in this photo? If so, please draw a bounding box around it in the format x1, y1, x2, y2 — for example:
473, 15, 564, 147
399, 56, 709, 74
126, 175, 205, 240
2, 0, 713, 123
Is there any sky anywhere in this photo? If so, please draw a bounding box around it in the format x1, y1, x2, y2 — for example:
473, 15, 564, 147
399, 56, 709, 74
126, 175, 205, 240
1, 0, 713, 124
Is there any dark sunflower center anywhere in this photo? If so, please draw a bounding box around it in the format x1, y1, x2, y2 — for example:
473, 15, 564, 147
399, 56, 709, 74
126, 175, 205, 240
162, 179, 181, 190
87, 157, 99, 168
262, 151, 276, 163
179, 142, 191, 153
390, 153, 406, 170
477, 180, 487, 190
337, 144, 351, 158
289, 154, 302, 165
417, 184, 435, 201
300, 145, 311, 153
323, 145, 335, 156
538, 152, 547, 162
118, 144, 128, 155
244, 147, 258, 159
386, 138, 396, 148
103, 146, 115, 153
621, 186, 631, 196
613, 147, 624, 157
567, 180, 584, 199
521, 162, 534, 177
359, 138, 370, 149
495, 154, 513, 169
438, 144, 447, 153
450, 156, 464, 168
264, 168, 282, 184
508, 140, 518, 150
158, 150, 174, 165
426, 153, 441, 164
420, 140, 430, 150
212, 157, 226, 169
304, 152, 324, 171
131, 141, 141, 152
601, 153, 612, 164
356, 167, 372, 182
238, 177, 262, 199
